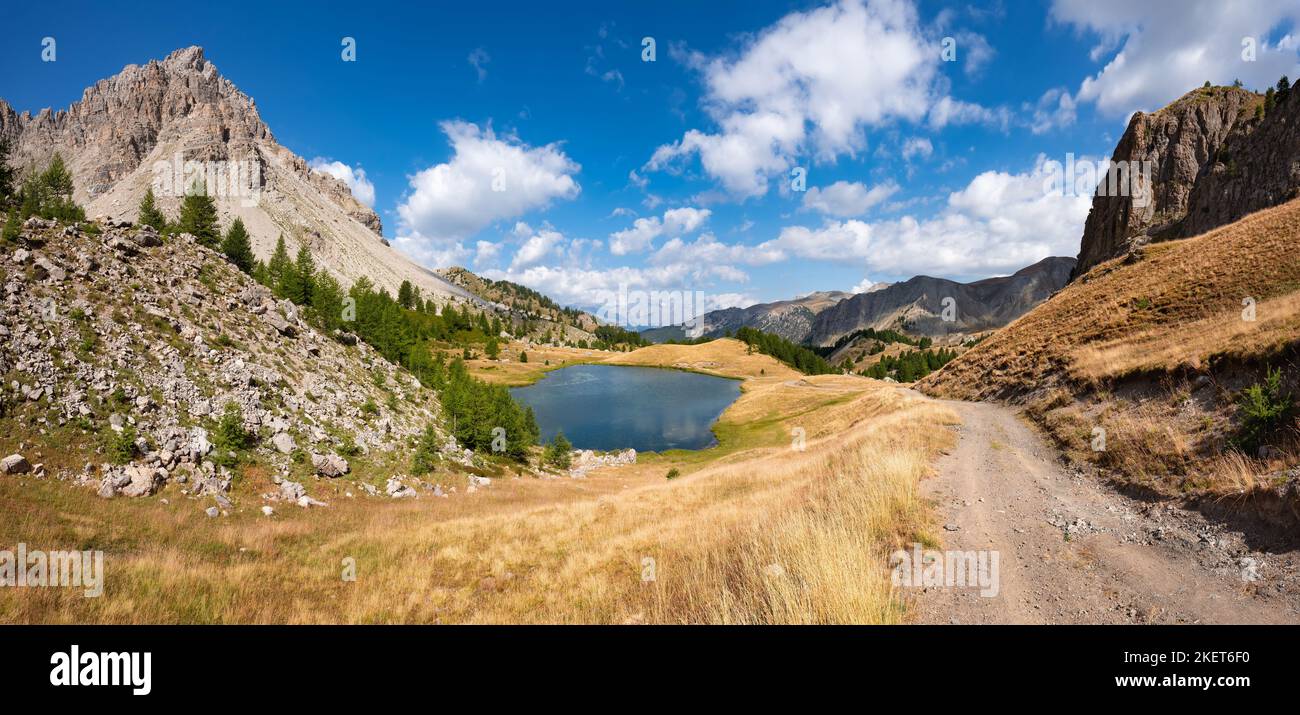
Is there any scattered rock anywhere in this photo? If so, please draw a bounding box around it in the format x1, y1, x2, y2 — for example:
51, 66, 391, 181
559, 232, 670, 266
0, 454, 32, 475
311, 453, 349, 477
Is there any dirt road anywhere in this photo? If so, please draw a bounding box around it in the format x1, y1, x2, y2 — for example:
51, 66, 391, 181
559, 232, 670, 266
914, 398, 1297, 624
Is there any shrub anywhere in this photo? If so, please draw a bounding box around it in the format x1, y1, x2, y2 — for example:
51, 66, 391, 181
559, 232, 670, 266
543, 431, 572, 469
1235, 367, 1296, 454
104, 425, 138, 465
411, 425, 441, 474
211, 402, 256, 468
666, 467, 680, 480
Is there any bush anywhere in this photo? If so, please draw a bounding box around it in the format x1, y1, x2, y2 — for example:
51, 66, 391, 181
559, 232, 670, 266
543, 431, 572, 469
666, 467, 680, 480
1235, 367, 1296, 454
211, 402, 255, 467
104, 425, 138, 465
411, 425, 441, 475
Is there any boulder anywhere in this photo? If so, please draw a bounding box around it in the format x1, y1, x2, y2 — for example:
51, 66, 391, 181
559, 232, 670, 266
386, 477, 417, 499
264, 311, 296, 337
1, 454, 32, 475
119, 465, 165, 497
311, 453, 349, 477
271, 432, 296, 455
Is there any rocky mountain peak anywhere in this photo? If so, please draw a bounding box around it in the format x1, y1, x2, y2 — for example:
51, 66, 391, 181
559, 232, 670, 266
1075, 83, 1299, 276
0, 47, 477, 302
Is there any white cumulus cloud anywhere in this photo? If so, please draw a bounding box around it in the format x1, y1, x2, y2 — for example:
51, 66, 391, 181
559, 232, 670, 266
761, 155, 1094, 279
308, 158, 376, 208
609, 206, 711, 255
801, 180, 900, 217
1051, 0, 1300, 116
644, 0, 940, 198
393, 121, 580, 267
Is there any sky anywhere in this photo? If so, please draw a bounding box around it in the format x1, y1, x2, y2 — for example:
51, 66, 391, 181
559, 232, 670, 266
2, 0, 1298, 314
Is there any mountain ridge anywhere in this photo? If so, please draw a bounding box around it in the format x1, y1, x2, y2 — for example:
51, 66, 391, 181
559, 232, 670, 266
0, 46, 469, 303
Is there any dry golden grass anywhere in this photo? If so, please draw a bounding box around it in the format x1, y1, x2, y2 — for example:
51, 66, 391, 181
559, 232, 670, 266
0, 340, 958, 624
921, 198, 1300, 501
922, 197, 1300, 399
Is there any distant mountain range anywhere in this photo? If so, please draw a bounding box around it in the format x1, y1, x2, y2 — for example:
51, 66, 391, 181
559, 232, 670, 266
641, 290, 851, 343
641, 257, 1075, 346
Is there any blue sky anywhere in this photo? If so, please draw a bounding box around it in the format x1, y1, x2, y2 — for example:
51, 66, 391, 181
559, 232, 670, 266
2, 0, 1298, 312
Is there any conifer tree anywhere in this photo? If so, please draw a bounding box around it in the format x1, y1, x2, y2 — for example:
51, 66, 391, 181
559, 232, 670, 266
178, 181, 219, 246
220, 217, 255, 273
137, 187, 168, 231
267, 234, 292, 293
282, 242, 316, 305
398, 279, 414, 309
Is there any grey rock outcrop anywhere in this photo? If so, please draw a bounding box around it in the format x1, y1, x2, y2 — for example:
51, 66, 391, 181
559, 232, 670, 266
1075, 85, 1300, 276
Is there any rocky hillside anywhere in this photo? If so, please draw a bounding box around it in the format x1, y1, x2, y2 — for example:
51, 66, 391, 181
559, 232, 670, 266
0, 46, 467, 302
805, 257, 1075, 346
921, 198, 1300, 531
1075, 84, 1300, 276
642, 290, 850, 344
0, 213, 493, 510
436, 266, 598, 342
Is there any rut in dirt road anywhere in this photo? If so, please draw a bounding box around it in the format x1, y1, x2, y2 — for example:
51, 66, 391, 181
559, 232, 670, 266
913, 398, 1297, 625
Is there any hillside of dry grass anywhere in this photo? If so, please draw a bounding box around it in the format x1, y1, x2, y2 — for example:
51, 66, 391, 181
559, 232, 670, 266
920, 198, 1300, 516
2, 338, 958, 623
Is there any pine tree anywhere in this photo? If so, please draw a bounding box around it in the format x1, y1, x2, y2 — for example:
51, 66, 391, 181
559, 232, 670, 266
283, 242, 316, 305
18, 174, 41, 218
178, 181, 219, 246
40, 153, 74, 201
312, 271, 344, 331
267, 234, 292, 293
2, 210, 19, 244
220, 217, 255, 273
485, 337, 500, 360
137, 187, 167, 231
398, 280, 414, 309
1278, 75, 1292, 104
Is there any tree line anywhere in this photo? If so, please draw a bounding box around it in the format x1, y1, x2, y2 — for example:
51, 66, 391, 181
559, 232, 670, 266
733, 326, 836, 375
860, 347, 958, 382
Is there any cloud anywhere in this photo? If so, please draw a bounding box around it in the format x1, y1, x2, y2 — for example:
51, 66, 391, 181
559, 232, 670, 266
1028, 87, 1078, 134
850, 276, 890, 293
1050, 0, 1300, 116
308, 158, 375, 208
510, 225, 567, 270
801, 180, 900, 217
608, 206, 711, 255
393, 121, 580, 266
954, 31, 995, 77
474, 240, 502, 266
644, 0, 938, 198
760, 154, 1094, 279
468, 47, 490, 83
901, 136, 934, 160
927, 96, 1012, 130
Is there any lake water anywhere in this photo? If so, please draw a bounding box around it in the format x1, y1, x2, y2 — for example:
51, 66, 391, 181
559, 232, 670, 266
509, 364, 742, 452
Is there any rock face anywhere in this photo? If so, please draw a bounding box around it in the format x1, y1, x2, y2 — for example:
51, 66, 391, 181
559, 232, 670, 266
642, 291, 852, 344
0, 46, 467, 301
805, 257, 1076, 345
1075, 85, 1300, 276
